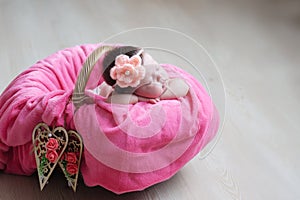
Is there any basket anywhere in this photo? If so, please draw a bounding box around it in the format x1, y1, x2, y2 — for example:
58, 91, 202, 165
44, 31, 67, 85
0, 44, 219, 194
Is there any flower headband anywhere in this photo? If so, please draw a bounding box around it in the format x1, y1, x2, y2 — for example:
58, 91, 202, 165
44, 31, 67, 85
109, 49, 145, 88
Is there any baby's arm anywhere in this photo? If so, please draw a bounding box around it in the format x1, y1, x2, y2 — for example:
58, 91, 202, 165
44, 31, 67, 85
101, 78, 189, 104
106, 93, 138, 104
160, 78, 189, 100
107, 94, 159, 104
96, 82, 138, 104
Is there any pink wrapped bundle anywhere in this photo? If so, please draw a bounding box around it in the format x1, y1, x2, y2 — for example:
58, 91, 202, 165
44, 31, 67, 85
0, 44, 219, 194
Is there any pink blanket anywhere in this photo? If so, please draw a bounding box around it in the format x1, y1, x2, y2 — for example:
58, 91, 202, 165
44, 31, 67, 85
0, 44, 219, 194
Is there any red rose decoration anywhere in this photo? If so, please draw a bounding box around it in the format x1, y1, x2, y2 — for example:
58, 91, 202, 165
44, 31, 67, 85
46, 138, 59, 151
65, 152, 77, 163
46, 150, 58, 163
66, 163, 78, 175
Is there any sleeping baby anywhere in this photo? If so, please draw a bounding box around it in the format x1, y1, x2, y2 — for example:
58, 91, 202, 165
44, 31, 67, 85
96, 46, 189, 104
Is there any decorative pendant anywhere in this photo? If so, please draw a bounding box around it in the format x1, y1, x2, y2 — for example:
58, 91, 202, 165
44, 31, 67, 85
32, 123, 68, 191
58, 130, 83, 192
32, 122, 83, 192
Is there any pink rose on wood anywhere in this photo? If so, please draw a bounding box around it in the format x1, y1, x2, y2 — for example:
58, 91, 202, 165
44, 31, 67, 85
46, 138, 59, 151
46, 150, 58, 163
110, 54, 145, 88
66, 163, 78, 175
65, 152, 77, 163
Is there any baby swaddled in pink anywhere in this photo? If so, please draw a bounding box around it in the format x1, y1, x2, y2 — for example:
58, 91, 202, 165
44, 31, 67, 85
0, 44, 219, 194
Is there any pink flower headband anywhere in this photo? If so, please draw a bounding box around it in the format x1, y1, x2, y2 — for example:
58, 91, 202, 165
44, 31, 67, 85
110, 49, 145, 88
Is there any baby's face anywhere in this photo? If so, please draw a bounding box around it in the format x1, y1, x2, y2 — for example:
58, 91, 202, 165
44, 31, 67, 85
135, 53, 169, 98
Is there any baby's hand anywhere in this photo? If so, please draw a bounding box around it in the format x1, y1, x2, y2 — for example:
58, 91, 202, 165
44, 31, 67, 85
138, 96, 160, 104
149, 98, 160, 104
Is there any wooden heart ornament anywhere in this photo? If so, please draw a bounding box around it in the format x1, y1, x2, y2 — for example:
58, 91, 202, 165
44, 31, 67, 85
32, 123, 69, 191
58, 130, 83, 192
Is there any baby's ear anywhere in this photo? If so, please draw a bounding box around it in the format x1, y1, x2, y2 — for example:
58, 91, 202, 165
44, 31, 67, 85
142, 52, 158, 65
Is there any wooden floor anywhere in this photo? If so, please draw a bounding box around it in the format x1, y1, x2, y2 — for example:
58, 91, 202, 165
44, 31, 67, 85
0, 0, 300, 199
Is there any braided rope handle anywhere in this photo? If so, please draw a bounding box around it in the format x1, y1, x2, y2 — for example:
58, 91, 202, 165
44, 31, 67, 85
72, 45, 114, 109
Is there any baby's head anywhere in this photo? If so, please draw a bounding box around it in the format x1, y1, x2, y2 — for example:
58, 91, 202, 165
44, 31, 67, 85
102, 46, 169, 98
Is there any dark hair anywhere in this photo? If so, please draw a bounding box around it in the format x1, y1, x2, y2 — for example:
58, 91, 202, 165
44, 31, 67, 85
102, 46, 142, 86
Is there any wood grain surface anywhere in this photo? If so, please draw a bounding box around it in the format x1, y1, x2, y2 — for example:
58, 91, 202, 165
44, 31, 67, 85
0, 0, 299, 199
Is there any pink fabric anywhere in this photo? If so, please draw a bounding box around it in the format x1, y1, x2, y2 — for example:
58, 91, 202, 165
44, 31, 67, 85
0, 44, 219, 194
0, 44, 98, 174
